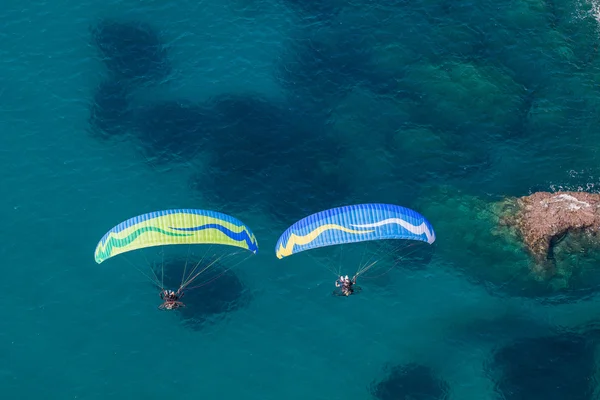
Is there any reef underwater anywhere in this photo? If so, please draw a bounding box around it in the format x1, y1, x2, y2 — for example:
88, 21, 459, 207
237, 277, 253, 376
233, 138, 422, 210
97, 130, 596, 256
415, 187, 600, 301
79, 0, 600, 398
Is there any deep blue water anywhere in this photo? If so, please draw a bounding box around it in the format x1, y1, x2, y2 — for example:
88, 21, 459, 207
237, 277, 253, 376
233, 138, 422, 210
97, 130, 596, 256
3, 0, 600, 399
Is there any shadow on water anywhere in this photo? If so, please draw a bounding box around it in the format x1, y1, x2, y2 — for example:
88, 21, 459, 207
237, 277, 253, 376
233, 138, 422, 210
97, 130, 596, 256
90, 19, 171, 87
159, 258, 251, 331
369, 363, 450, 400
485, 332, 597, 400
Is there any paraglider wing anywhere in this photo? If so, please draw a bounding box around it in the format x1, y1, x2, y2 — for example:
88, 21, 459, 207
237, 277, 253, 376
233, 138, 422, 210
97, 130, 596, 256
94, 209, 259, 264
275, 203, 435, 259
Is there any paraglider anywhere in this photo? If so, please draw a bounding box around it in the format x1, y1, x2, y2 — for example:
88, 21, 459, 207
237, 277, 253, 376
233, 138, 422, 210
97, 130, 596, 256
335, 275, 357, 296
275, 203, 435, 296
94, 208, 258, 310
159, 289, 185, 310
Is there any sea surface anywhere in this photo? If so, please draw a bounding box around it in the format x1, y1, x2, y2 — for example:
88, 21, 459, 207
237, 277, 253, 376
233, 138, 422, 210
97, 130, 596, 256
2, 0, 600, 399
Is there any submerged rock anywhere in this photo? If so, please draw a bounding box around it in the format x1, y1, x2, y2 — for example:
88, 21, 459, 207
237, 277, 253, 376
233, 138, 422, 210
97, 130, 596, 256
281, 0, 344, 22
403, 60, 524, 134
131, 100, 214, 163
415, 186, 600, 300
89, 79, 133, 139
276, 24, 374, 110
486, 332, 597, 400
187, 93, 353, 221
370, 363, 450, 400
91, 19, 171, 86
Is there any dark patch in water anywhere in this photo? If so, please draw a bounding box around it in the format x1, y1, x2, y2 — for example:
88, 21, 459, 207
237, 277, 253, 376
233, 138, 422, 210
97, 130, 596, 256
159, 258, 251, 331
503, 86, 538, 138
486, 332, 596, 400
207, 94, 299, 170
370, 363, 450, 400
188, 93, 352, 221
91, 19, 171, 87
89, 79, 133, 139
131, 100, 214, 164
190, 93, 304, 209
543, 0, 561, 28
265, 162, 351, 224
390, 241, 436, 272
276, 30, 374, 110
281, 0, 343, 23
481, 279, 600, 306
384, 123, 494, 190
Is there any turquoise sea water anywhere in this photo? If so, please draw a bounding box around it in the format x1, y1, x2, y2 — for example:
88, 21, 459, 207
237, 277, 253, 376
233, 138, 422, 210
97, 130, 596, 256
3, 0, 600, 399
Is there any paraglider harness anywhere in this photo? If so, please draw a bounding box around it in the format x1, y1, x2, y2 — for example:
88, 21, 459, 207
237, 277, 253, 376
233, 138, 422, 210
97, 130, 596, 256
159, 289, 185, 310
335, 275, 359, 297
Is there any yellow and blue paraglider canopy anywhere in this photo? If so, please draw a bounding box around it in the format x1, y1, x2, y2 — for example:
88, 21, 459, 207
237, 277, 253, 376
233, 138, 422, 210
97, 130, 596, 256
275, 203, 435, 262
94, 208, 259, 264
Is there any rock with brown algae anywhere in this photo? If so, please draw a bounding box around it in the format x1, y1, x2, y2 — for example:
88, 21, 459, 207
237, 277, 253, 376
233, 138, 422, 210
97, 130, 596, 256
500, 191, 600, 265
415, 186, 600, 299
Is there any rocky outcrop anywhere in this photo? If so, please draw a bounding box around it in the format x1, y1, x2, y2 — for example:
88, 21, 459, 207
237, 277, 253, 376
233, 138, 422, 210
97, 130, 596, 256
500, 191, 600, 262
414, 186, 600, 297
